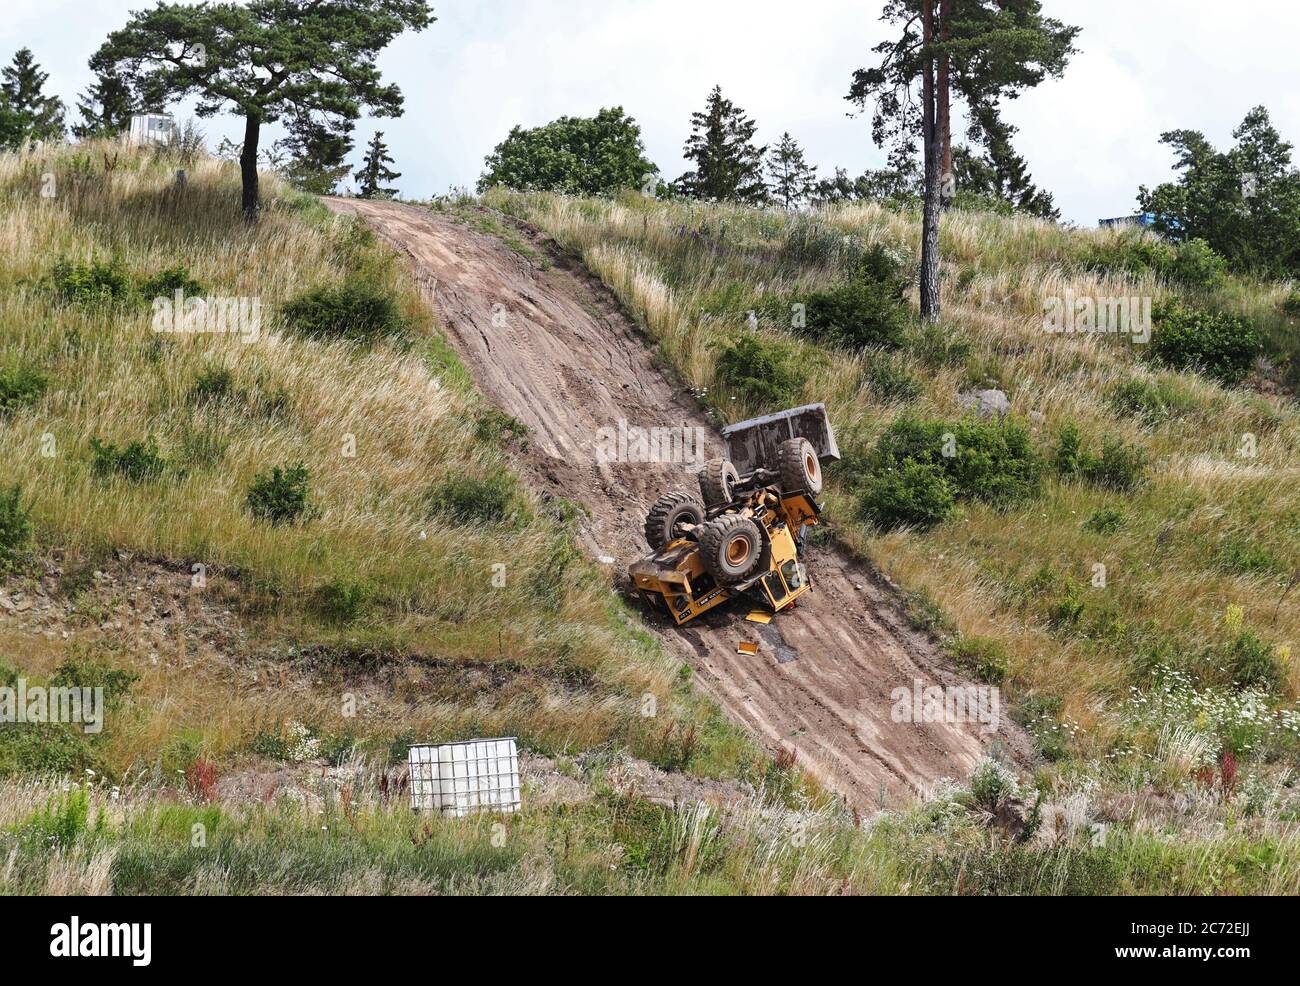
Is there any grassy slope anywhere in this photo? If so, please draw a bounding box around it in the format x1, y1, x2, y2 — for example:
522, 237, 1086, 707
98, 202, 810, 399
0, 143, 758, 779
2, 144, 1298, 894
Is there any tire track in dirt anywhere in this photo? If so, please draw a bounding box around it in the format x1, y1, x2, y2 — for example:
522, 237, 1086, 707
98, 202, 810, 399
325, 197, 1029, 808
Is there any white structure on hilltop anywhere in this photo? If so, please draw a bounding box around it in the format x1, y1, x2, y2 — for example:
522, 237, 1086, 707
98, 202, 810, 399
126, 113, 177, 147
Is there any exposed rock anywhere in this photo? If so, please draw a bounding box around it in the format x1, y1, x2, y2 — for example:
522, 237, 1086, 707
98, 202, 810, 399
958, 388, 1010, 420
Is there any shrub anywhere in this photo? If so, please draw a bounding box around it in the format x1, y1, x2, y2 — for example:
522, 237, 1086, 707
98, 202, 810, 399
1051, 423, 1084, 477
1082, 507, 1125, 534
1221, 631, 1283, 691
51, 652, 140, 709
946, 635, 1010, 684
799, 278, 909, 350
189, 365, 234, 403
311, 578, 373, 624
1053, 425, 1148, 492
138, 265, 205, 299
1107, 377, 1200, 426
49, 255, 133, 305
427, 474, 518, 525
282, 278, 407, 344
1149, 300, 1262, 385
89, 437, 168, 482
1171, 237, 1227, 291
246, 462, 313, 525
714, 332, 807, 409
474, 407, 530, 446
857, 459, 955, 530
863, 416, 1043, 511
1281, 290, 1300, 318
1080, 436, 1148, 492
1215, 535, 1282, 576
1085, 234, 1174, 279
0, 364, 48, 415
0, 485, 32, 572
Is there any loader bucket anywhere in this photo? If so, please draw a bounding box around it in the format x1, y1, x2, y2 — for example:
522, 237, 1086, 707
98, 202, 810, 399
721, 403, 840, 477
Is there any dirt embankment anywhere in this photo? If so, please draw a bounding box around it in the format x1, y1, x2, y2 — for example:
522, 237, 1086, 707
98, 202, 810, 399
326, 197, 1029, 807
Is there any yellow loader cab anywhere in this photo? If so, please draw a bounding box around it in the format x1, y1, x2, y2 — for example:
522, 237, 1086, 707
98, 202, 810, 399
629, 404, 840, 626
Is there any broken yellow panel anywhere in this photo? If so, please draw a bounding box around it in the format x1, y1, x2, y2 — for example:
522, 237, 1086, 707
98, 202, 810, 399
737, 640, 759, 655
745, 610, 772, 624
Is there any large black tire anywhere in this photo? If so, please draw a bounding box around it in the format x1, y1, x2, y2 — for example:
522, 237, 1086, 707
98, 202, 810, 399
699, 513, 763, 584
644, 492, 704, 550
699, 458, 740, 508
777, 437, 823, 495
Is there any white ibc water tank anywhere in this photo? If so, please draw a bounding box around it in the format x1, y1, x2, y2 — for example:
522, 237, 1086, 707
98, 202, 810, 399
407, 738, 521, 817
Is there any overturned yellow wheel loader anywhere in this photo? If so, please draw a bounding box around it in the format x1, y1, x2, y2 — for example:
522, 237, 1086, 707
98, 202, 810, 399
629, 403, 840, 626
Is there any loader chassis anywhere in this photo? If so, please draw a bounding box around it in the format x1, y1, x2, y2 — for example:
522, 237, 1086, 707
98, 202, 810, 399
629, 403, 838, 628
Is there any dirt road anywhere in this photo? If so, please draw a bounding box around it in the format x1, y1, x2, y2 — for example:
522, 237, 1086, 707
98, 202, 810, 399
326, 197, 1027, 807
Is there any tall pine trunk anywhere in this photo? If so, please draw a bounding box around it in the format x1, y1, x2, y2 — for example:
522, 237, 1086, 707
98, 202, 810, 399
240, 113, 261, 223
919, 0, 941, 322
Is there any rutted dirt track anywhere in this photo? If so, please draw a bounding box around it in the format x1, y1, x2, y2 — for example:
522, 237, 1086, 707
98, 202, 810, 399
326, 197, 1028, 807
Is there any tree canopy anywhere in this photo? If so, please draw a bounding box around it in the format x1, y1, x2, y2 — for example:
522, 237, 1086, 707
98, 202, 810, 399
1139, 106, 1300, 277
766, 132, 818, 208
355, 130, 400, 199
675, 85, 767, 204
91, 0, 432, 219
478, 107, 658, 196
0, 48, 66, 149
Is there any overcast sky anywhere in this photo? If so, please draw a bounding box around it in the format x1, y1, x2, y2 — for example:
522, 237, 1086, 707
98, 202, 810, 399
4, 0, 1298, 225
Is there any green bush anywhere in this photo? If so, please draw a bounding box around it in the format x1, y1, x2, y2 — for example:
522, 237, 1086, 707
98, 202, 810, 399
0, 485, 32, 572
189, 365, 235, 403
0, 364, 48, 415
1281, 291, 1300, 318
1149, 300, 1262, 385
714, 332, 807, 409
311, 578, 373, 624
862, 416, 1043, 511
138, 265, 205, 299
908, 322, 973, 368
1053, 425, 1148, 492
51, 652, 140, 710
1082, 507, 1125, 534
1085, 235, 1174, 279
1170, 237, 1227, 291
246, 462, 313, 525
1215, 536, 1283, 576
946, 635, 1010, 684
799, 278, 909, 350
427, 474, 519, 525
282, 278, 408, 344
89, 437, 168, 482
1107, 377, 1200, 426
1222, 631, 1283, 691
1080, 436, 1148, 492
857, 459, 955, 530
49, 255, 133, 305
474, 407, 530, 446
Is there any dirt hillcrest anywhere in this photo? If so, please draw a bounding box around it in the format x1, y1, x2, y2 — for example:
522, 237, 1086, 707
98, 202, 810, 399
326, 197, 1028, 807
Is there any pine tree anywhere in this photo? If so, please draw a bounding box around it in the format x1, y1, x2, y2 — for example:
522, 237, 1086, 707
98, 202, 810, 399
354, 131, 401, 199
71, 66, 138, 140
0, 48, 66, 148
276, 113, 354, 195
766, 132, 818, 208
676, 85, 767, 204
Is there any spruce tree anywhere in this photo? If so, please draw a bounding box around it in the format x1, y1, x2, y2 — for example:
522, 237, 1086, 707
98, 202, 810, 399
0, 48, 66, 148
766, 132, 818, 208
355, 131, 401, 199
676, 85, 767, 204
72, 65, 139, 140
